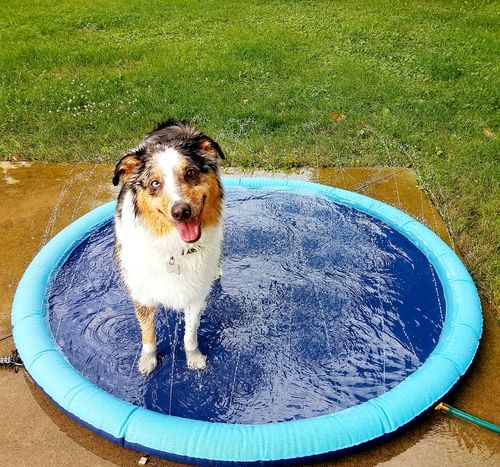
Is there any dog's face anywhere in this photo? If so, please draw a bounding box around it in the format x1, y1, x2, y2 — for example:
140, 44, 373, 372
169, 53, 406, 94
113, 120, 224, 242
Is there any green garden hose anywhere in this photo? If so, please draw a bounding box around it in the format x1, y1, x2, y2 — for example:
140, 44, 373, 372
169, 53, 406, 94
435, 403, 500, 433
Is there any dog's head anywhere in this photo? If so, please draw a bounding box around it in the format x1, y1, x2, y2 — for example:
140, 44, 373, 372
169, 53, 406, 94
113, 119, 224, 242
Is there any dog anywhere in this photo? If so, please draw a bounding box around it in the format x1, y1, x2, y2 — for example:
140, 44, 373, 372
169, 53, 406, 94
112, 119, 224, 375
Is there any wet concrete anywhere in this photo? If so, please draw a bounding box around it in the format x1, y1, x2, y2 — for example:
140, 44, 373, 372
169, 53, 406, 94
0, 162, 498, 466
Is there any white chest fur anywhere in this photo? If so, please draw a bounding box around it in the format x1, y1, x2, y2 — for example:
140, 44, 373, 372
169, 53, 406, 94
115, 192, 222, 310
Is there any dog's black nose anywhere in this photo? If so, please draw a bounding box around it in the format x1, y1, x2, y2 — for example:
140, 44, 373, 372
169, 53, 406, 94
171, 202, 192, 221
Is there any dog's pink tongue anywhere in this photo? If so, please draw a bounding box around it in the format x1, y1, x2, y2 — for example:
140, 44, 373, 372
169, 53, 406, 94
176, 219, 201, 243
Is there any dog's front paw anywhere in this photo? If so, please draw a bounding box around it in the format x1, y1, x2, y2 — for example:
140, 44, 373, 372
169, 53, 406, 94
186, 349, 207, 370
138, 352, 157, 376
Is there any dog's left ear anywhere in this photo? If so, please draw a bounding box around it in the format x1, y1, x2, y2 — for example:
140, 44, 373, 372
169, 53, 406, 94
112, 149, 145, 186
196, 136, 225, 160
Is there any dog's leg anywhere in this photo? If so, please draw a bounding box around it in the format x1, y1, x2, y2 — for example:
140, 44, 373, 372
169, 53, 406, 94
135, 303, 158, 376
184, 303, 207, 370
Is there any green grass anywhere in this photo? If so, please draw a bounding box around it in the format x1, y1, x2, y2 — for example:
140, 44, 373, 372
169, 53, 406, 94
1, 0, 499, 309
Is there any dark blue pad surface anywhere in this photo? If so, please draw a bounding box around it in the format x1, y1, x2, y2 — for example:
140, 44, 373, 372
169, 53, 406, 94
48, 188, 445, 424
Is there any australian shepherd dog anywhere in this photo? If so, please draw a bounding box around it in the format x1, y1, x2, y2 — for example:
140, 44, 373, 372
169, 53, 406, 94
112, 120, 224, 375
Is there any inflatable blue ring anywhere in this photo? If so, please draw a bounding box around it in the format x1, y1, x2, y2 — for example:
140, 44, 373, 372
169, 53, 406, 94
12, 177, 482, 465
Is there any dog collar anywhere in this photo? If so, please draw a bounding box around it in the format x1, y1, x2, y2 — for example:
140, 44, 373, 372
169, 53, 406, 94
182, 247, 200, 255
166, 246, 201, 274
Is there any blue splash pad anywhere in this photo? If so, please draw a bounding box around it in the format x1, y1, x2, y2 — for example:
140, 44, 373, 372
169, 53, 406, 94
13, 178, 482, 465
47, 188, 444, 424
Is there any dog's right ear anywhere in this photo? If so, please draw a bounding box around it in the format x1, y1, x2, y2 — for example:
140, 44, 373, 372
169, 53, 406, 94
112, 149, 145, 186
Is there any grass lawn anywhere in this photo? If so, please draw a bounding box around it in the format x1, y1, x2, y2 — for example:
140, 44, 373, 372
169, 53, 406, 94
1, 0, 498, 309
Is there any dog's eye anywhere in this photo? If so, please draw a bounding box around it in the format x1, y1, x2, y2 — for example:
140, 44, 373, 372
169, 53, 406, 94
185, 168, 198, 179
150, 180, 160, 188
